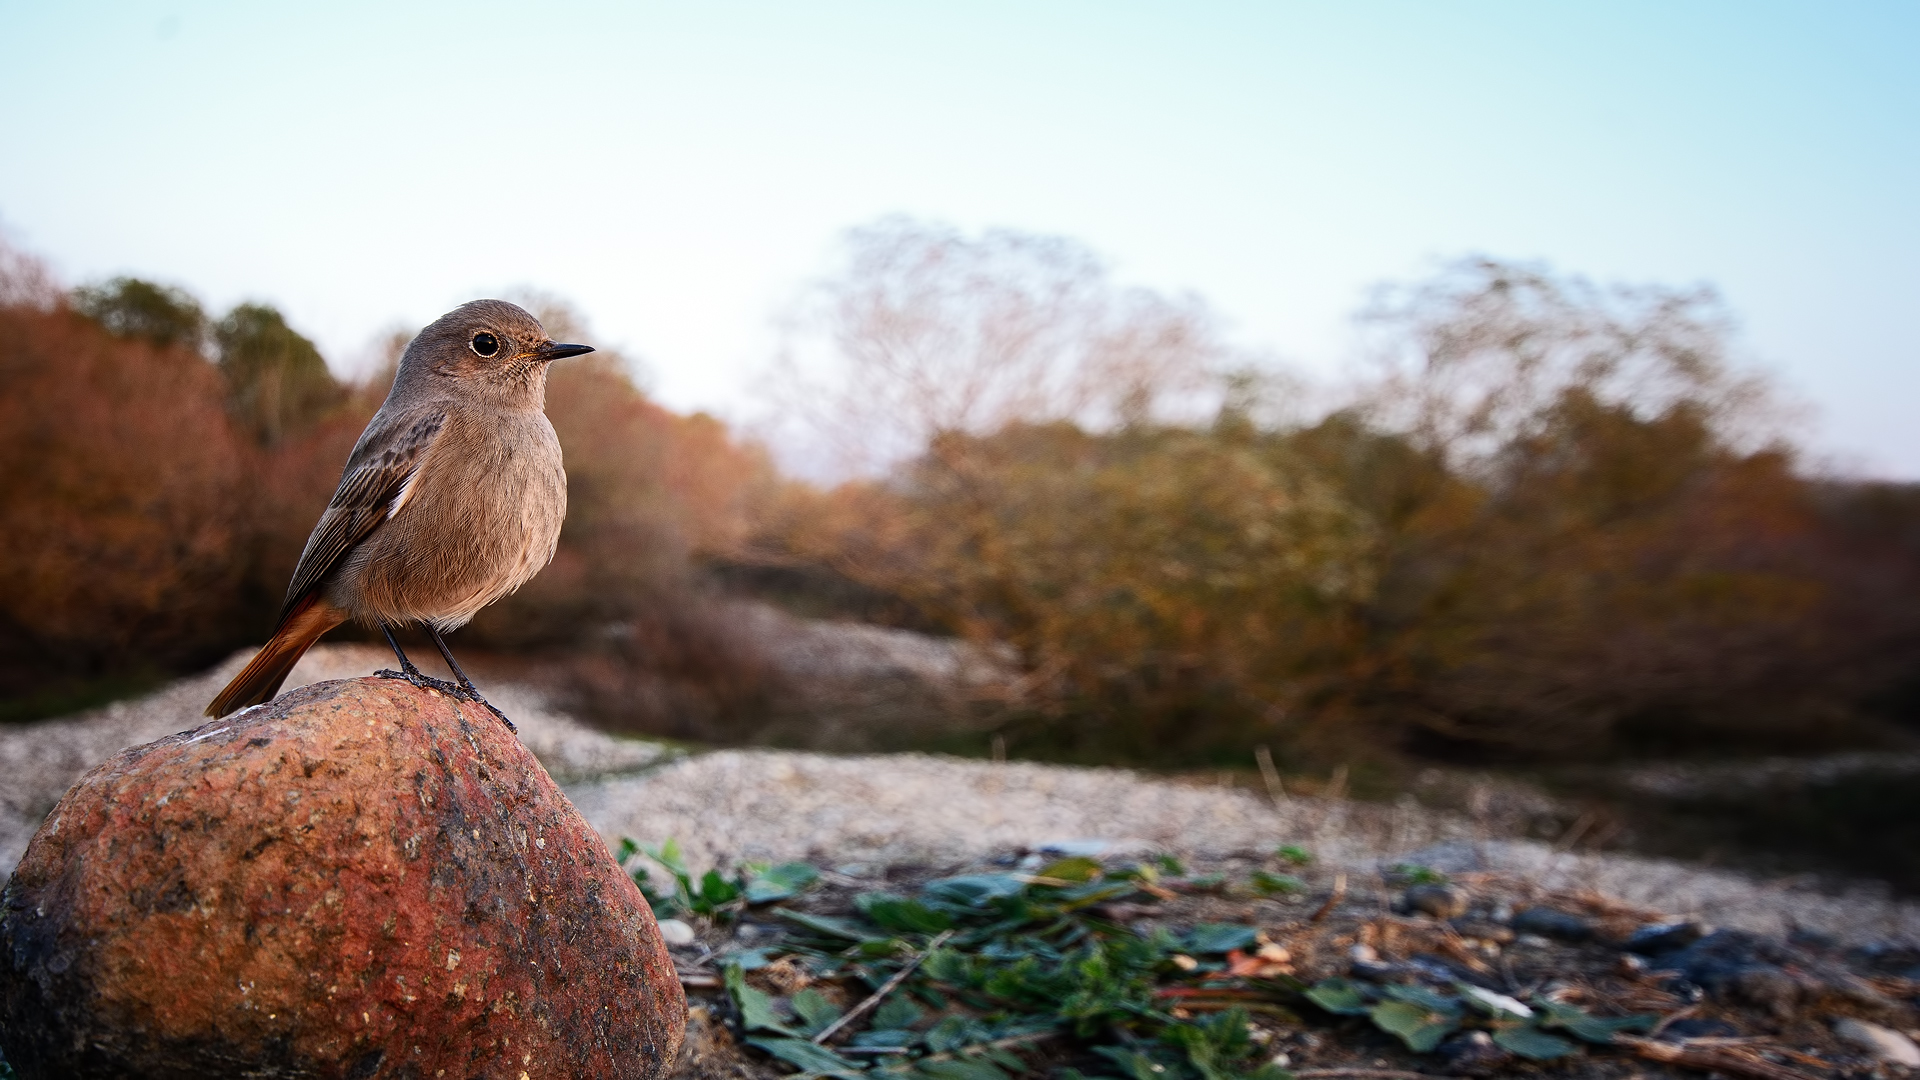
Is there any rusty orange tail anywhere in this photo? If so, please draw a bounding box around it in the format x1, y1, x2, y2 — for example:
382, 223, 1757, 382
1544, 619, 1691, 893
206, 593, 349, 717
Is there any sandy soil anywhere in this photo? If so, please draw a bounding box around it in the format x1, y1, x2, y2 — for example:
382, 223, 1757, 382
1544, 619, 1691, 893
3, 645, 1916, 947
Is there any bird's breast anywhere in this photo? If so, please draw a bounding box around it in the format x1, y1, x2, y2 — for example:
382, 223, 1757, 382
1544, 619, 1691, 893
340, 409, 566, 628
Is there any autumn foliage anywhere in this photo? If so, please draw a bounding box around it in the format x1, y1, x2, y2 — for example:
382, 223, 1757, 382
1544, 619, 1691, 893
3, 227, 1916, 765
753, 223, 1920, 764
0, 250, 777, 729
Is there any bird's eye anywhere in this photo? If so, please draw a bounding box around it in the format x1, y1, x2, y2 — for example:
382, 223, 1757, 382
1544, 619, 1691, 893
469, 331, 500, 357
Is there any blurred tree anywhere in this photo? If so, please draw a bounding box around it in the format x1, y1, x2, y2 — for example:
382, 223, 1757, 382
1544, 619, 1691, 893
214, 303, 343, 445
0, 264, 252, 706
760, 237, 1920, 764
1336, 258, 1873, 756
770, 216, 1219, 477
72, 277, 208, 352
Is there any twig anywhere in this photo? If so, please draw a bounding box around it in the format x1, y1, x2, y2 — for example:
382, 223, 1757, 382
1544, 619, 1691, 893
812, 929, 954, 1045
1646, 1004, 1698, 1037
1297, 1060, 1443, 1068
1255, 745, 1290, 808
1310, 872, 1348, 923
1614, 1035, 1823, 1080
907, 1030, 1058, 1064
1553, 810, 1596, 852
676, 972, 721, 989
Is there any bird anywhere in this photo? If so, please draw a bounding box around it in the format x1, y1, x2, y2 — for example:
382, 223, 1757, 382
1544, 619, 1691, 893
206, 299, 590, 725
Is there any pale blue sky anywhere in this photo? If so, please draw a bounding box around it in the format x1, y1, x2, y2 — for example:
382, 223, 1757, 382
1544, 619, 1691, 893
2, 2, 1915, 473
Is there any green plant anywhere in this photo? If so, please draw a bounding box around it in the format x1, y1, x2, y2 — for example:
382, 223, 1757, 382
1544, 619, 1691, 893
1249, 871, 1305, 896
1388, 863, 1448, 886
617, 837, 818, 919
1302, 977, 1654, 1061
715, 857, 1299, 1078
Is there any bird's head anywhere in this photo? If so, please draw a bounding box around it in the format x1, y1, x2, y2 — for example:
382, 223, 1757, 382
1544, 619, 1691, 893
399, 299, 593, 405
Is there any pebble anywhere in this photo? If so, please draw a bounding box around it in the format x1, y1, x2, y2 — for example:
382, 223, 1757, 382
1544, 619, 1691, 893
657, 919, 697, 946
1658, 1017, 1742, 1041
1510, 906, 1594, 942
1404, 883, 1471, 919
1831, 1018, 1920, 1066
1624, 919, 1706, 955
1449, 918, 1516, 945
1438, 1030, 1510, 1077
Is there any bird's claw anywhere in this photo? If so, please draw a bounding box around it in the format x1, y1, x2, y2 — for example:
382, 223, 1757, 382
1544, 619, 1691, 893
374, 668, 516, 732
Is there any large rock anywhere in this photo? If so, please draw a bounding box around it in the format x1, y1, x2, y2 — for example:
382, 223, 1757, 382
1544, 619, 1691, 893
0, 678, 685, 1079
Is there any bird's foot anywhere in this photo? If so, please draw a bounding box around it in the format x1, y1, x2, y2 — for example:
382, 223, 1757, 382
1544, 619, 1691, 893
465, 693, 517, 733
375, 666, 468, 701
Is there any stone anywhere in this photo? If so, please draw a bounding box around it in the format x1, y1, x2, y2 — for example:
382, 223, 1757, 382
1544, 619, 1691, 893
1437, 1030, 1510, 1077
1656, 1017, 1742, 1041
0, 677, 685, 1080
1447, 919, 1515, 945
657, 919, 697, 946
1623, 919, 1706, 955
1510, 907, 1593, 943
1403, 883, 1471, 920
1655, 928, 1902, 1022
1832, 1018, 1920, 1066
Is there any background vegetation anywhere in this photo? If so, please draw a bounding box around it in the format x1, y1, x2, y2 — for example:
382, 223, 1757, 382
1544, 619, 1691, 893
2, 224, 1916, 769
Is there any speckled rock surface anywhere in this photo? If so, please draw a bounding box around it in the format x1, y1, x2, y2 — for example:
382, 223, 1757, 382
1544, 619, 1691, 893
0, 677, 684, 1080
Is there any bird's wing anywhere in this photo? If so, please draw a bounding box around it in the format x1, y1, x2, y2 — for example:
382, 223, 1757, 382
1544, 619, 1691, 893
279, 409, 447, 618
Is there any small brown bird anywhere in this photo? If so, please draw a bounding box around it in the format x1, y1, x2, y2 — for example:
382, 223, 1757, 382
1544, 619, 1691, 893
206, 299, 590, 723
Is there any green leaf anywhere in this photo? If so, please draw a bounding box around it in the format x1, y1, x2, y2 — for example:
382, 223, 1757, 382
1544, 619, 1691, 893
1534, 1001, 1657, 1043
643, 838, 689, 880
1492, 1025, 1580, 1060
746, 1036, 868, 1077
777, 909, 876, 941
915, 1057, 1012, 1080
1185, 923, 1259, 954
1036, 855, 1103, 883
858, 893, 957, 934
1053, 879, 1139, 909
924, 1015, 995, 1053
921, 874, 1028, 908
1382, 984, 1462, 1015
1389, 862, 1448, 885
1250, 871, 1305, 895
1371, 1000, 1460, 1052
1304, 978, 1372, 1016
851, 1028, 917, 1051
870, 996, 924, 1031
726, 964, 797, 1036
1163, 1007, 1263, 1080
693, 868, 742, 912
791, 987, 844, 1036
745, 861, 821, 904
1093, 1047, 1174, 1080
732, 946, 779, 970
1276, 845, 1314, 866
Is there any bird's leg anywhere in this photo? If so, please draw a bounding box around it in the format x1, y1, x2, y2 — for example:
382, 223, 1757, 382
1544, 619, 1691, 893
375, 623, 468, 699
427, 627, 515, 732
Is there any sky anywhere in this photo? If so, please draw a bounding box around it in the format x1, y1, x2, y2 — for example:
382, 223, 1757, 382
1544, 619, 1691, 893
2, 2, 1916, 474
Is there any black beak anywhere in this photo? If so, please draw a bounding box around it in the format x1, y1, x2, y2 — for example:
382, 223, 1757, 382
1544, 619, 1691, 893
534, 341, 595, 362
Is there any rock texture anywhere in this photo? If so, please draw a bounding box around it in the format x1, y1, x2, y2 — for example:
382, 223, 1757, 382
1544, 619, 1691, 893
0, 677, 684, 1080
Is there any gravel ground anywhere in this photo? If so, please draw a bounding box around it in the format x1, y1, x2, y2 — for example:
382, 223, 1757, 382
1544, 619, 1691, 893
5, 646, 1918, 948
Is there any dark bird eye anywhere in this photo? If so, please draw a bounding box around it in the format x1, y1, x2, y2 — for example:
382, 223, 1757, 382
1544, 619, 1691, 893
469, 331, 500, 357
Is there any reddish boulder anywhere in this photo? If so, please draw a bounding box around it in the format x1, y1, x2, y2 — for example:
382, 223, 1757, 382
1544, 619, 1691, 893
0, 678, 685, 1079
